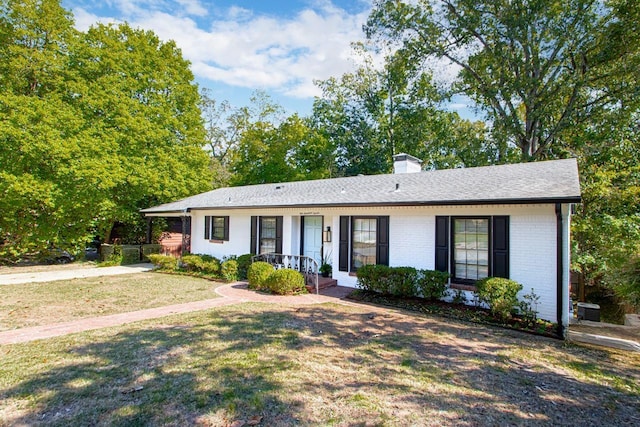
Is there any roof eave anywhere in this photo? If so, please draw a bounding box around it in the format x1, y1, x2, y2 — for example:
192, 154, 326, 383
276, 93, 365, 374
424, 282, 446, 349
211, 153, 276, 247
142, 196, 581, 214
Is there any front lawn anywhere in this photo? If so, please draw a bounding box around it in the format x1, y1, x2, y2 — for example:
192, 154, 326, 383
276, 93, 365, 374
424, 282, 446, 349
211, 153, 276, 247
1, 303, 638, 426
0, 273, 221, 331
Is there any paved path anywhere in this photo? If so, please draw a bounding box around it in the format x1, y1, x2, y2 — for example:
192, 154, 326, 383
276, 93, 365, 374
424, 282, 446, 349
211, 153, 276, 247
0, 263, 155, 285
0, 283, 355, 345
567, 330, 640, 352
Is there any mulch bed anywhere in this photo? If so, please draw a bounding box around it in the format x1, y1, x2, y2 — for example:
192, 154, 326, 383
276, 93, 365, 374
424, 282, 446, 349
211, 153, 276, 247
346, 289, 559, 338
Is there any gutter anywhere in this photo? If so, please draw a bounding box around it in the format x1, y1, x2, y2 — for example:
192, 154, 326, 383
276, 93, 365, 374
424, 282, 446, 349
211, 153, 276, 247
141, 197, 582, 216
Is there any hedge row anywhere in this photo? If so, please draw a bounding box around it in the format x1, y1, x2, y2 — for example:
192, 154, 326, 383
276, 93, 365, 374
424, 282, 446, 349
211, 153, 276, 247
100, 244, 161, 265
148, 253, 239, 282
357, 265, 528, 320
356, 265, 450, 300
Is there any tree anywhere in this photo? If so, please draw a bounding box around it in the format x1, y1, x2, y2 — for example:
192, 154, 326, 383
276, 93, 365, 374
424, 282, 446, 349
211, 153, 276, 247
365, 0, 639, 160
69, 22, 213, 243
199, 89, 252, 187
312, 44, 512, 175
571, 109, 640, 308
0, 1, 212, 258
0, 0, 92, 257
229, 114, 331, 186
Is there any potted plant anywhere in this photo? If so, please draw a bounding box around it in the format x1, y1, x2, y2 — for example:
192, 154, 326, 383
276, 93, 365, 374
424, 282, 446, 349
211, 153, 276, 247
320, 262, 332, 278
319, 248, 332, 278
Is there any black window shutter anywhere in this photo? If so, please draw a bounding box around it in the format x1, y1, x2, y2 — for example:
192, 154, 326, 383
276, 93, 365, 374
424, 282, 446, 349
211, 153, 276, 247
250, 216, 258, 254
223, 216, 230, 241
275, 216, 283, 254
435, 216, 449, 273
204, 216, 211, 240
492, 216, 509, 278
376, 216, 389, 266
339, 216, 349, 272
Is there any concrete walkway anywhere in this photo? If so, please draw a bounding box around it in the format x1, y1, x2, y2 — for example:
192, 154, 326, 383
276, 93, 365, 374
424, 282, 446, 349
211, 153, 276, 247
0, 263, 155, 285
567, 330, 640, 353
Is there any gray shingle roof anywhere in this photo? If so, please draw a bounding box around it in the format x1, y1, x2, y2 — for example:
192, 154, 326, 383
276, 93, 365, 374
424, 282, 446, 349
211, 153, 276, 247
141, 158, 581, 214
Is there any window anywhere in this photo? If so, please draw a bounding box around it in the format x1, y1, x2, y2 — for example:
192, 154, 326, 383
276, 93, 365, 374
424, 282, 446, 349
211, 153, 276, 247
352, 217, 377, 269
339, 216, 389, 272
204, 216, 229, 241
453, 218, 489, 281
435, 215, 509, 284
259, 217, 277, 254
250, 216, 283, 255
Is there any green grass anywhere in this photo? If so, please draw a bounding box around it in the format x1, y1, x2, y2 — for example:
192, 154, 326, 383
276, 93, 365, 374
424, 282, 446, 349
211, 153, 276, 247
1, 303, 639, 426
0, 273, 221, 330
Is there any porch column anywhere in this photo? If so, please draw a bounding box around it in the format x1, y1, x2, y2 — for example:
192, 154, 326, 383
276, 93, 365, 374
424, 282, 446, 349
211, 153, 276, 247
181, 215, 187, 257
145, 217, 153, 244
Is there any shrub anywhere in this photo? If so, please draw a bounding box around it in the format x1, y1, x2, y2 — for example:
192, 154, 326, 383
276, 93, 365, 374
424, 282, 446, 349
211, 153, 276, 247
475, 277, 523, 320
148, 254, 178, 270
387, 267, 418, 297
356, 265, 392, 294
517, 288, 541, 327
199, 254, 217, 263
221, 259, 238, 281
264, 269, 307, 295
201, 258, 221, 275
121, 245, 140, 265
236, 254, 253, 280
181, 254, 204, 272
357, 265, 419, 297
247, 261, 275, 290
141, 244, 161, 262
100, 244, 117, 263
417, 270, 449, 300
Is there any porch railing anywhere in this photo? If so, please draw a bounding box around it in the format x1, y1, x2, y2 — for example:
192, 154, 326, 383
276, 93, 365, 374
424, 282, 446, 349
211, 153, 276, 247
251, 253, 319, 294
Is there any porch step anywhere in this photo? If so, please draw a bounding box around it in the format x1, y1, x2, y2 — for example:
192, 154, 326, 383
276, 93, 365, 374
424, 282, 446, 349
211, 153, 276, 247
306, 277, 338, 293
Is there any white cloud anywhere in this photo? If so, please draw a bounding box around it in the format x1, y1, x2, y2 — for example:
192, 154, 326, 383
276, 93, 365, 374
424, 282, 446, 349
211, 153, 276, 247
66, 1, 371, 101
176, 0, 208, 17
72, 7, 119, 31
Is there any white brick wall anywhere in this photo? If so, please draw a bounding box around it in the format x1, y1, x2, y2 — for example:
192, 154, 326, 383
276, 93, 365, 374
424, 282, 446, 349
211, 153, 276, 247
185, 204, 566, 322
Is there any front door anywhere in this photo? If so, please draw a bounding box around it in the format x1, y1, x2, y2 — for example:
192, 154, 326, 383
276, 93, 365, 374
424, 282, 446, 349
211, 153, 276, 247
302, 216, 323, 265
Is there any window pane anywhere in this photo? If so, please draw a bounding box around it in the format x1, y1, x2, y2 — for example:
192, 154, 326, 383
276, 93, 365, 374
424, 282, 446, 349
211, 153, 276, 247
453, 218, 490, 281
352, 218, 377, 269
467, 265, 478, 280
260, 218, 277, 254
260, 239, 276, 254
211, 217, 225, 239
455, 263, 466, 278
466, 233, 477, 249
478, 234, 489, 250
478, 265, 489, 279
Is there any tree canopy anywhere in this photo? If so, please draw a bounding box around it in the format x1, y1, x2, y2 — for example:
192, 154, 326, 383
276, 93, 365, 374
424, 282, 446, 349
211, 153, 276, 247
311, 45, 515, 175
365, 0, 640, 160
0, 0, 211, 258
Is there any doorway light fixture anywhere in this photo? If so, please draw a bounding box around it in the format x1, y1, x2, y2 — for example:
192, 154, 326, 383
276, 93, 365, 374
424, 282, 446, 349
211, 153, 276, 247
323, 226, 332, 243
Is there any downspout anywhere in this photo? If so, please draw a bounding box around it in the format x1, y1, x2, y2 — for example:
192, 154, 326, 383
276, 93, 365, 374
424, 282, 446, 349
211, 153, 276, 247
555, 203, 566, 339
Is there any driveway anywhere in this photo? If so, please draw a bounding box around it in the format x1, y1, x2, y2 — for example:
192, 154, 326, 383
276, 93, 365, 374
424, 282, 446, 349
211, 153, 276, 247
0, 263, 155, 285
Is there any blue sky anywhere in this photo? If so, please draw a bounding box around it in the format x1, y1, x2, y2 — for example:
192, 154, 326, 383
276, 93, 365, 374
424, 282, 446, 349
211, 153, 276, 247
61, 0, 475, 119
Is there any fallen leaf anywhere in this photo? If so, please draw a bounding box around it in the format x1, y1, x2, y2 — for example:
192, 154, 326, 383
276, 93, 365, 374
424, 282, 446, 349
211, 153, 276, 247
228, 420, 245, 427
